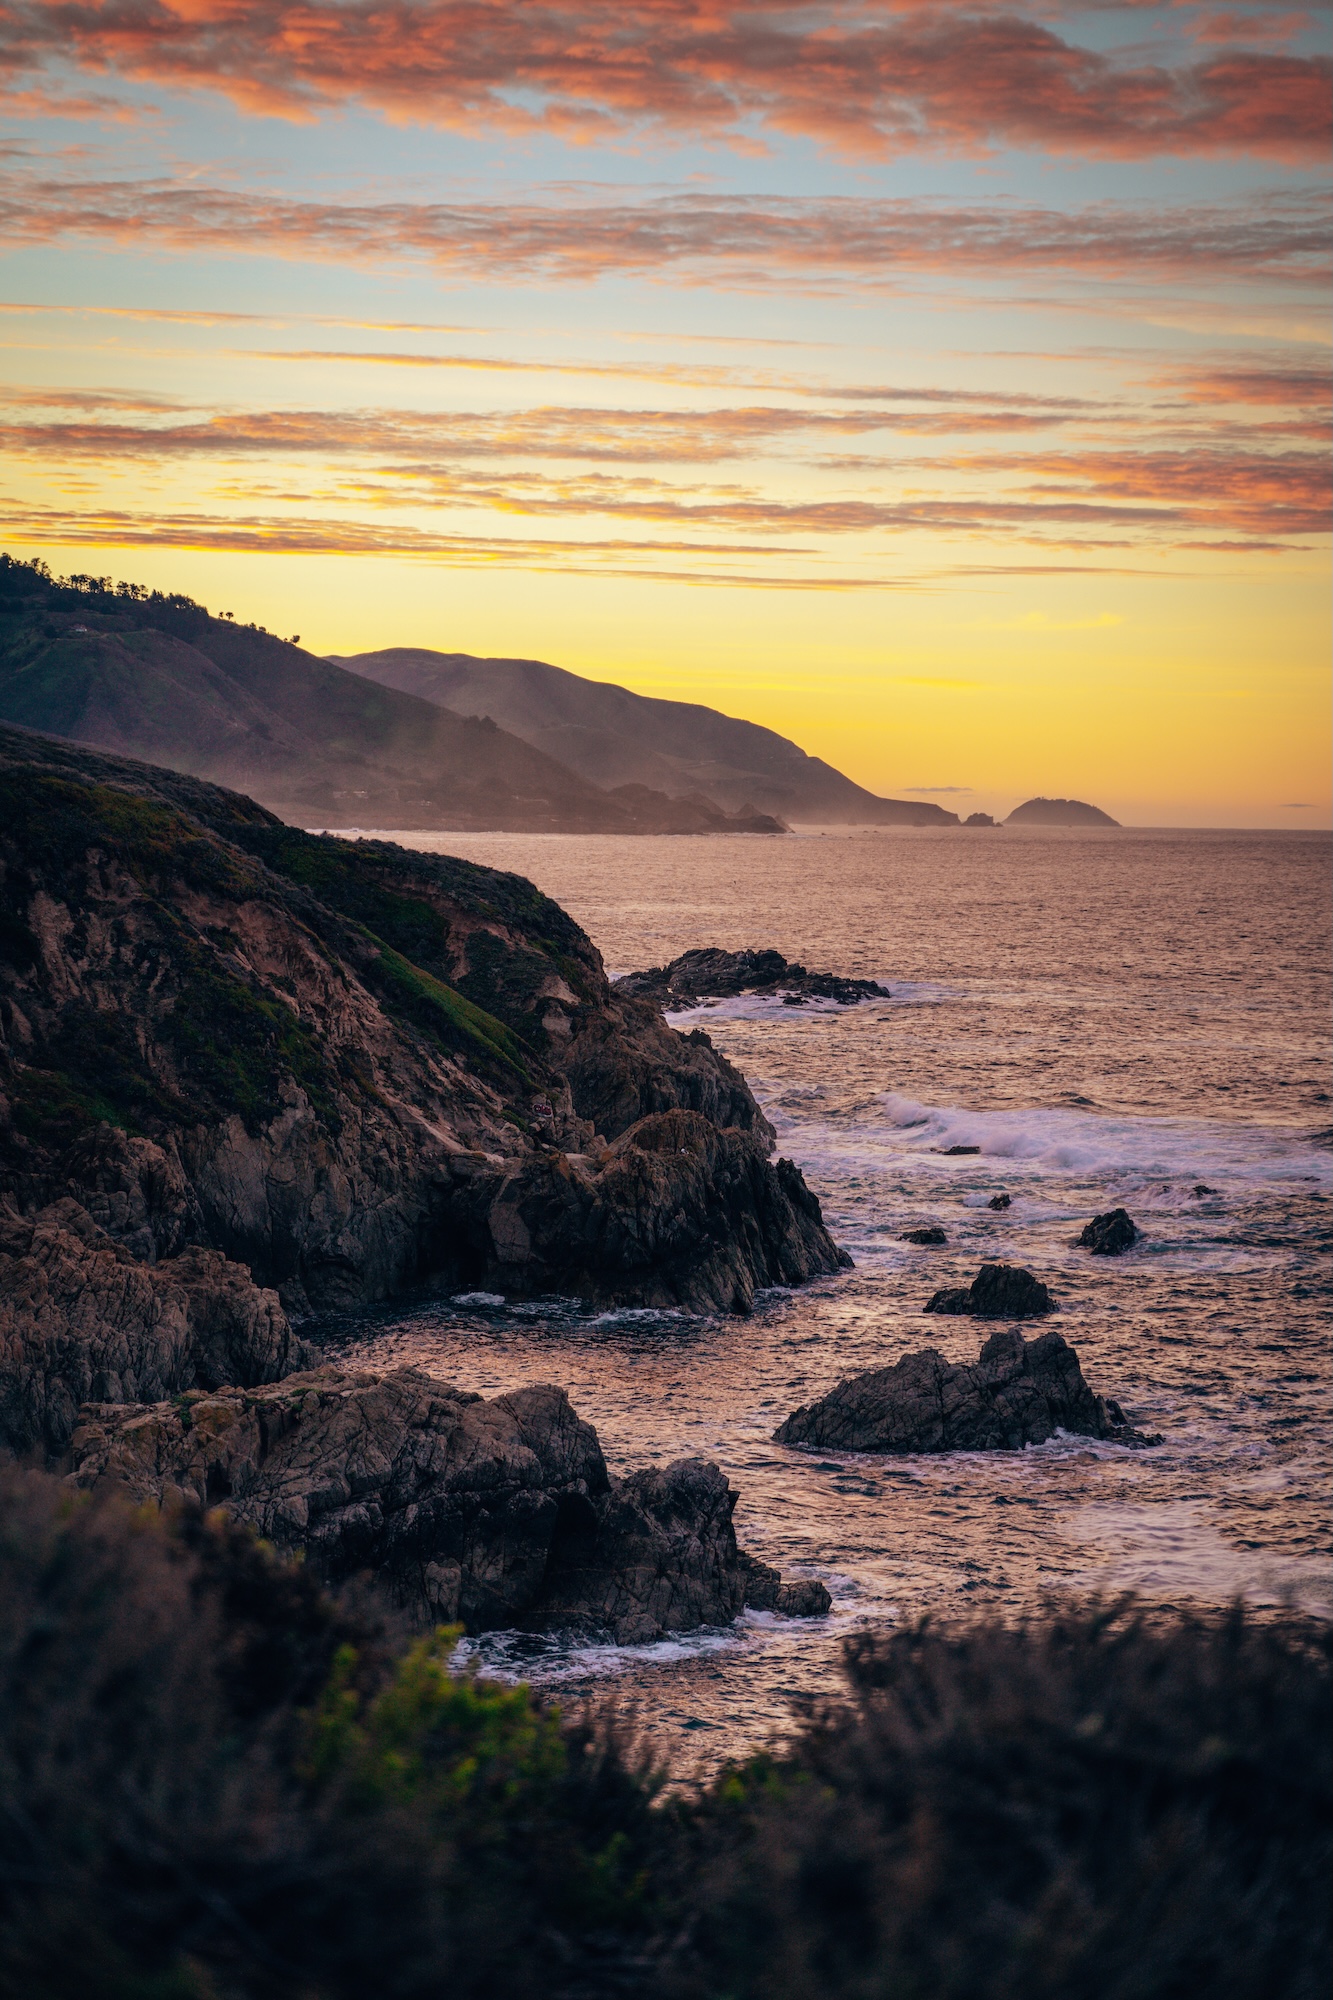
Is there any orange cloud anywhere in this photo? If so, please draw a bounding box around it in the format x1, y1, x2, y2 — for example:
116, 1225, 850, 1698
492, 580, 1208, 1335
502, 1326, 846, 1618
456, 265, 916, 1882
1, 2, 1328, 158
0, 169, 1326, 289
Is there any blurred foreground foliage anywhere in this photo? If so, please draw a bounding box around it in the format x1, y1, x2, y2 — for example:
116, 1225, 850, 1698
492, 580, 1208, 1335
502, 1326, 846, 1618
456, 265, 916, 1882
0, 1467, 1327, 2000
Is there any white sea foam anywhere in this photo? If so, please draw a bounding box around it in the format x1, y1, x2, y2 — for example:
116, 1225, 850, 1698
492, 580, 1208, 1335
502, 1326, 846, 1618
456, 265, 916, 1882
451, 1290, 507, 1306
773, 1091, 1333, 1198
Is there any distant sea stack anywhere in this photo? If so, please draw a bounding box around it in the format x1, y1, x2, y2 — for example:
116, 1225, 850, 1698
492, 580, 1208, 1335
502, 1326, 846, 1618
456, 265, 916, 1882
1005, 797, 1120, 827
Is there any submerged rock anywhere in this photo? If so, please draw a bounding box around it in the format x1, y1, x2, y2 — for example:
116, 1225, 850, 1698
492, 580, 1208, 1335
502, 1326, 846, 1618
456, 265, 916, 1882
613, 946, 890, 1011
68, 1364, 830, 1642
774, 1328, 1160, 1453
924, 1263, 1055, 1319
902, 1226, 947, 1245
1078, 1208, 1140, 1255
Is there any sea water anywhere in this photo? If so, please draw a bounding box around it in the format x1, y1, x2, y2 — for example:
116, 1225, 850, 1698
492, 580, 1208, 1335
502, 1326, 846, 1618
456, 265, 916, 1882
328, 825, 1332, 1764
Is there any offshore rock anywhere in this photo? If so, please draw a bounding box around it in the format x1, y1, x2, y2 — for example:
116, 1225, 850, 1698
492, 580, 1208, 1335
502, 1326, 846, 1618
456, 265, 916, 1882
613, 947, 890, 1011
0, 1200, 301, 1455
1078, 1208, 1140, 1255
902, 1226, 947, 1245
775, 1328, 1160, 1454
67, 1364, 829, 1641
924, 1262, 1055, 1319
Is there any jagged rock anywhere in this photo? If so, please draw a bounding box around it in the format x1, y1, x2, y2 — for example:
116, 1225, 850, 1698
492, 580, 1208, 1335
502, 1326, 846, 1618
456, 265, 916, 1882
775, 1328, 1160, 1453
68, 1365, 829, 1641
1078, 1209, 1139, 1255
924, 1263, 1054, 1319
476, 1109, 849, 1313
0, 1201, 301, 1455
988, 1192, 1011, 1210
902, 1227, 947, 1245
738, 1552, 833, 1619
613, 947, 889, 1011
933, 1145, 980, 1156
0, 729, 846, 1403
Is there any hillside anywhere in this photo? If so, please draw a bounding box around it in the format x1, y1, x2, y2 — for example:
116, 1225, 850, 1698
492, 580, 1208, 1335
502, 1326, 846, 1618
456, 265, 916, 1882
1006, 796, 1121, 827
332, 646, 961, 826
0, 559, 781, 835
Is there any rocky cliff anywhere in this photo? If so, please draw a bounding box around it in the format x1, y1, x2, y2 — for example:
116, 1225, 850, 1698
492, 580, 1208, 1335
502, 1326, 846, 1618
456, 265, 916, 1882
0, 725, 846, 1455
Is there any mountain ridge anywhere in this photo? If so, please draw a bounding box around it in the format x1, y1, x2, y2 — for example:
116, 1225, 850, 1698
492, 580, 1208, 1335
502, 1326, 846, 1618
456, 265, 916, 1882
332, 645, 961, 826
0, 558, 783, 836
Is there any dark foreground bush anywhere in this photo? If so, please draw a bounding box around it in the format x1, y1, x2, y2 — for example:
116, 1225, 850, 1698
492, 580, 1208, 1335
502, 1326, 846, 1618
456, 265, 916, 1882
0, 1470, 668, 1999
0, 1469, 1327, 2000
680, 1605, 1332, 2000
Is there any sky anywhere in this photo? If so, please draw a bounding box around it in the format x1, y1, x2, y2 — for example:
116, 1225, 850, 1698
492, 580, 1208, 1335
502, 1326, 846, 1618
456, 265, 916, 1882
1, 1, 1329, 826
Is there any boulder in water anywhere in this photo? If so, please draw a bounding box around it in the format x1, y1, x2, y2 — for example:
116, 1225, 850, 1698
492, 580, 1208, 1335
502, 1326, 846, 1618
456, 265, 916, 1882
775, 1327, 1160, 1453
1078, 1209, 1139, 1255
988, 1193, 1011, 1211
613, 947, 890, 1010
924, 1262, 1054, 1318
902, 1226, 947, 1245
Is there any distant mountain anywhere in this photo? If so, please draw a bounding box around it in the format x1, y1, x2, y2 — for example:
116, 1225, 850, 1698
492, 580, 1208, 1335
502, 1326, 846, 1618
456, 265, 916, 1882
331, 647, 960, 826
1006, 797, 1120, 827
0, 559, 781, 835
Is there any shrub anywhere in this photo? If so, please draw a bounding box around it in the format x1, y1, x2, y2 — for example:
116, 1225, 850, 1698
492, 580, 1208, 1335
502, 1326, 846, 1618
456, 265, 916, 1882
681, 1603, 1332, 2000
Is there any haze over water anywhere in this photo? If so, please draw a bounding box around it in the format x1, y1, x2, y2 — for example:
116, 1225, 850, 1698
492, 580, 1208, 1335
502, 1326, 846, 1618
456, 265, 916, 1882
332, 825, 1332, 1762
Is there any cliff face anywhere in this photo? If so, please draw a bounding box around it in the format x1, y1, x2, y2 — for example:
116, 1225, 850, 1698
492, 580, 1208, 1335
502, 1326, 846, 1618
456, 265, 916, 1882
0, 726, 846, 1455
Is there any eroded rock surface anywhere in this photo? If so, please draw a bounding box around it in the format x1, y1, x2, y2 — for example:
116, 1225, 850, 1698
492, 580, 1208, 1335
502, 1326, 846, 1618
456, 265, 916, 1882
924, 1263, 1055, 1319
614, 947, 890, 1011
0, 730, 847, 1451
775, 1328, 1160, 1453
1078, 1208, 1139, 1255
0, 1200, 301, 1455
68, 1364, 829, 1641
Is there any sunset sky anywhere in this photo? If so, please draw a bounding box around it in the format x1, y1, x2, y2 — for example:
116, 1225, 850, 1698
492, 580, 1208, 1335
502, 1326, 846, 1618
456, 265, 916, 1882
2, 0, 1329, 824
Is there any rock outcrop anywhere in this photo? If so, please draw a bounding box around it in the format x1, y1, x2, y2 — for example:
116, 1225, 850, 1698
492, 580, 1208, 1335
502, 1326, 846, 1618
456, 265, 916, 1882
0, 728, 847, 1453
775, 1328, 1160, 1453
1078, 1208, 1139, 1255
924, 1263, 1055, 1319
0, 1200, 302, 1455
614, 947, 890, 1011
902, 1226, 947, 1245
68, 1364, 831, 1641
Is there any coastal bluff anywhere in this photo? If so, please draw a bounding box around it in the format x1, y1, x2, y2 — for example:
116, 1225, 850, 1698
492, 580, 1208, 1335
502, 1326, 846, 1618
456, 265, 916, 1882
0, 725, 847, 1459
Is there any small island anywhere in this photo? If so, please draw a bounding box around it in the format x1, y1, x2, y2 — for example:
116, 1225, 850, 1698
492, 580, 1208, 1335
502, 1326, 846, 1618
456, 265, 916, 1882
1005, 796, 1120, 827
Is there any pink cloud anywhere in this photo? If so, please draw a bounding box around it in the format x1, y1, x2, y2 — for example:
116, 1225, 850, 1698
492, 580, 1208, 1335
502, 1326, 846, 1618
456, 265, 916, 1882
0, 2, 1327, 158
0, 169, 1326, 288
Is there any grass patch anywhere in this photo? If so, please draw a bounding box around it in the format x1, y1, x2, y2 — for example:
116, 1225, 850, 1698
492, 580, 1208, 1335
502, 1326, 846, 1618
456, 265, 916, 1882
369, 944, 534, 1087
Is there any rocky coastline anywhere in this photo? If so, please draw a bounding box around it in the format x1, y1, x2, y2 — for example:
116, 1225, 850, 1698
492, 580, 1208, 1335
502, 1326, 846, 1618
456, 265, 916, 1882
0, 725, 848, 1640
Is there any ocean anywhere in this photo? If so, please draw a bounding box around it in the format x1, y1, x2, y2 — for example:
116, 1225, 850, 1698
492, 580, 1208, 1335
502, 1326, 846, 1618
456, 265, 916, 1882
328, 824, 1332, 1765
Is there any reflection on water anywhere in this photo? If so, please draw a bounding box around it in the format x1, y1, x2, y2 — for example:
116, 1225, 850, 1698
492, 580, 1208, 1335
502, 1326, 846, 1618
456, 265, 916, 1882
327, 826, 1332, 1762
